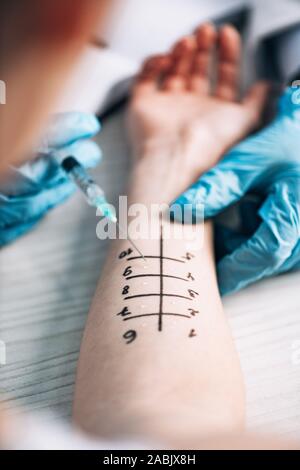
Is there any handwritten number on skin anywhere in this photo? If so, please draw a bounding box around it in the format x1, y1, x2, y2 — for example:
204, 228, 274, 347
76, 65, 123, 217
123, 266, 133, 277
119, 248, 133, 260
123, 330, 137, 344
188, 289, 199, 299
188, 308, 199, 317
118, 306, 132, 317
122, 286, 130, 296
182, 252, 195, 261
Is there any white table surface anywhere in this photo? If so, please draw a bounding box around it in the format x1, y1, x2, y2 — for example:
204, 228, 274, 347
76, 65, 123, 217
1, 111, 300, 440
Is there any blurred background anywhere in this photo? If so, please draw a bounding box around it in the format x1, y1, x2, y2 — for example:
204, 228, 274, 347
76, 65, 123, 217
58, 0, 300, 116
1, 0, 300, 448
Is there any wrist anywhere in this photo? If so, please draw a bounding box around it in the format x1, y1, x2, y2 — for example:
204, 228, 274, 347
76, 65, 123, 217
128, 133, 224, 205
128, 148, 187, 206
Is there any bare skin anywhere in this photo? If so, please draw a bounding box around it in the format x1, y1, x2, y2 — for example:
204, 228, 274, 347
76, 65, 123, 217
129, 24, 269, 180
0, 6, 298, 448
73, 24, 269, 447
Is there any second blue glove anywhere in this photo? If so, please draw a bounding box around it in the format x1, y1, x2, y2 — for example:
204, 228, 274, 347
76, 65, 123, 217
174, 87, 300, 295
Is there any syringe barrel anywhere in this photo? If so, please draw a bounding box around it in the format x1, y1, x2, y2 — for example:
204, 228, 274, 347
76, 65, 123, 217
61, 156, 117, 222
62, 156, 104, 204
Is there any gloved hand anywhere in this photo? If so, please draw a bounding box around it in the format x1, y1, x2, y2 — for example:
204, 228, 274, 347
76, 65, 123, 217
175, 86, 300, 295
0, 112, 102, 246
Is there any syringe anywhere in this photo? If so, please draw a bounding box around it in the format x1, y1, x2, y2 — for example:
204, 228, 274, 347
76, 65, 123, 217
61, 156, 146, 260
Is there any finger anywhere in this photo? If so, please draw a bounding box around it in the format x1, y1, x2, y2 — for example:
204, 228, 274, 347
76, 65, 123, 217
190, 23, 217, 93
44, 113, 101, 148
0, 154, 69, 196
0, 164, 44, 196
242, 81, 271, 129
162, 75, 186, 92
215, 25, 242, 101
173, 141, 263, 219
162, 37, 196, 92
53, 140, 102, 169
172, 36, 197, 76
217, 180, 300, 295
135, 55, 171, 95
1, 140, 102, 201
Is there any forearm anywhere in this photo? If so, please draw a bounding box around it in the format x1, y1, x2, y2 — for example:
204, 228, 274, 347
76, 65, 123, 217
73, 148, 245, 446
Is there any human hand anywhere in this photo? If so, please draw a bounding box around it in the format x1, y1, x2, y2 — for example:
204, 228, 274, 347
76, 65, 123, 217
0, 112, 101, 246
128, 23, 269, 183
175, 86, 300, 295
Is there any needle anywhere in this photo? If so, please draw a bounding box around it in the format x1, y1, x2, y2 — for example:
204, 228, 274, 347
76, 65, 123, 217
116, 222, 147, 262
59, 156, 147, 262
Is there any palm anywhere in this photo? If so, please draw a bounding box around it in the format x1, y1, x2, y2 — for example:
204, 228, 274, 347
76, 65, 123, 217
130, 91, 258, 153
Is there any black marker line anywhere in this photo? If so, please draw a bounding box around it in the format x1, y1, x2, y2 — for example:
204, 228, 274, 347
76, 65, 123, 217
124, 294, 192, 301
158, 214, 164, 332
123, 313, 191, 321
126, 274, 188, 282
127, 256, 185, 264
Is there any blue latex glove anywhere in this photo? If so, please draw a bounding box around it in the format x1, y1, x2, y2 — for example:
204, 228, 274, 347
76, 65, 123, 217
175, 87, 300, 295
0, 112, 102, 246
